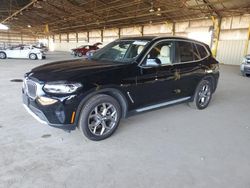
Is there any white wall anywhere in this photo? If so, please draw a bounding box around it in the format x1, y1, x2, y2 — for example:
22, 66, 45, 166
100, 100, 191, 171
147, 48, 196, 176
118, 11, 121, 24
217, 40, 247, 65
0, 31, 37, 48
216, 15, 250, 65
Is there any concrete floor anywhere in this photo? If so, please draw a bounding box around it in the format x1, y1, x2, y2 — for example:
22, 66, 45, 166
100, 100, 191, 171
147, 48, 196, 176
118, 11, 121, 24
0, 52, 250, 188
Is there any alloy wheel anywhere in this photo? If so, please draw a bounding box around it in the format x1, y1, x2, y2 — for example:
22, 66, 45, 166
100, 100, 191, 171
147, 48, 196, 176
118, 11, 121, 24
198, 84, 211, 107
0, 52, 6, 59
30, 54, 36, 60
88, 102, 118, 136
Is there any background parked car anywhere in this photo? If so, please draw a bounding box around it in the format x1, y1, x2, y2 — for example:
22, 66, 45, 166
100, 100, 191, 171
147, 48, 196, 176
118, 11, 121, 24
71, 42, 102, 57
0, 45, 46, 60
240, 54, 250, 76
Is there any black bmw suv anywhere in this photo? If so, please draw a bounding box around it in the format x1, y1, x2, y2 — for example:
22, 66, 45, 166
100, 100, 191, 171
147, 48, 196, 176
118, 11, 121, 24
23, 36, 219, 141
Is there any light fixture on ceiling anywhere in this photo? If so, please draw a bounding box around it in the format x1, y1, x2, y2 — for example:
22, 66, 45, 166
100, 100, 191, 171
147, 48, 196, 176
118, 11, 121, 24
0, 23, 9, 30
27, 25, 32, 28
156, 8, 161, 16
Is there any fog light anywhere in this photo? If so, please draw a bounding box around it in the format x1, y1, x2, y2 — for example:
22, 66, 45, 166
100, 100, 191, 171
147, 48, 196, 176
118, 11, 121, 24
37, 96, 58, 105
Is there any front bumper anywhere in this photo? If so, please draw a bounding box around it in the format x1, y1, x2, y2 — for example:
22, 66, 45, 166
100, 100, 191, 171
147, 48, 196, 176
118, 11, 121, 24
37, 53, 46, 60
22, 87, 78, 130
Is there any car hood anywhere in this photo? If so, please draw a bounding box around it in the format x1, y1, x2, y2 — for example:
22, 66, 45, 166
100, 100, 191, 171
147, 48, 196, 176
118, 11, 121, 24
28, 59, 126, 82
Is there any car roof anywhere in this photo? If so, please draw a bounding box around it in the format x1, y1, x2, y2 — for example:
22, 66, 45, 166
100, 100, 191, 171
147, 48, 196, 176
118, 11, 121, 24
119, 35, 207, 46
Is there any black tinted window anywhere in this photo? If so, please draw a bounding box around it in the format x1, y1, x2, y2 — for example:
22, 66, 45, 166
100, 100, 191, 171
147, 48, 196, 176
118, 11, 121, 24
178, 41, 200, 62
196, 44, 208, 58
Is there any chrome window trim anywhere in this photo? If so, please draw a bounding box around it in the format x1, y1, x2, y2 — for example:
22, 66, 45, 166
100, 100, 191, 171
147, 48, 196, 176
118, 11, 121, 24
138, 38, 210, 68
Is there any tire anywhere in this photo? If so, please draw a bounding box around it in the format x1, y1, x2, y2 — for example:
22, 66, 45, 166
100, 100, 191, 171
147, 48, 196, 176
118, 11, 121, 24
77, 52, 83, 57
0, 52, 6, 59
29, 53, 37, 60
188, 80, 212, 110
79, 94, 121, 141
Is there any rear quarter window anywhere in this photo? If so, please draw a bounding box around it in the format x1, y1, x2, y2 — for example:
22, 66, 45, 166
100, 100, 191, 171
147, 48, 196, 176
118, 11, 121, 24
196, 44, 209, 59
177, 41, 200, 62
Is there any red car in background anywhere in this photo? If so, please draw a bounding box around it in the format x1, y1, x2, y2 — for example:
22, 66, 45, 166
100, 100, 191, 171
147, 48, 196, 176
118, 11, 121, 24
71, 42, 102, 57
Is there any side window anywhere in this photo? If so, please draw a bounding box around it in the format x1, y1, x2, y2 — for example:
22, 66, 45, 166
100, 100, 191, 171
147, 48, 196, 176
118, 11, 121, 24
177, 41, 200, 62
196, 44, 208, 59
144, 41, 174, 66
23, 46, 30, 50
12, 47, 21, 50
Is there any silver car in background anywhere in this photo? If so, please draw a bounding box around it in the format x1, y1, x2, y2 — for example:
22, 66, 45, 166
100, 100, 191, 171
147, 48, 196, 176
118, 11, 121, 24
241, 55, 250, 76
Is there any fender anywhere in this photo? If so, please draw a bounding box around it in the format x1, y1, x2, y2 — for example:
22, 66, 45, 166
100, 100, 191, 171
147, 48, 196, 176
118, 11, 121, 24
73, 87, 129, 127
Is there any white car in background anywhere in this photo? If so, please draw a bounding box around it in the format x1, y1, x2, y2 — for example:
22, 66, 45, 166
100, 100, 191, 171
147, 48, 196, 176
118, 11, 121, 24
0, 45, 46, 60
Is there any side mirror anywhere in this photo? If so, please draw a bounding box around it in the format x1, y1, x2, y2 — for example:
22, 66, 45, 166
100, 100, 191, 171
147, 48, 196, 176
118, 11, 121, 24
144, 58, 161, 67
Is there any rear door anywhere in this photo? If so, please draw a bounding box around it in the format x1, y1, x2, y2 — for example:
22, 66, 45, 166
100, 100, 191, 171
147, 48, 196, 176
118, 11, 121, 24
173, 40, 207, 97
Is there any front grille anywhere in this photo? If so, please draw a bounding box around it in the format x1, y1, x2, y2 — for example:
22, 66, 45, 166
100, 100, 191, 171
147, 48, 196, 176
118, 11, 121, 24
25, 80, 37, 99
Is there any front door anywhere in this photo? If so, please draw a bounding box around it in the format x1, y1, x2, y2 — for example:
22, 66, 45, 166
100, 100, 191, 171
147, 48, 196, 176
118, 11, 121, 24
130, 40, 178, 108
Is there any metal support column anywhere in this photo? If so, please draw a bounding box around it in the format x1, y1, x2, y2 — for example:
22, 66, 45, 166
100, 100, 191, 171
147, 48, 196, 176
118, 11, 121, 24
211, 16, 221, 57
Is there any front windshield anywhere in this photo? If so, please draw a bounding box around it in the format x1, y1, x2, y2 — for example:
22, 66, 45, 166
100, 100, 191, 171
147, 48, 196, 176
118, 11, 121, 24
91, 40, 149, 63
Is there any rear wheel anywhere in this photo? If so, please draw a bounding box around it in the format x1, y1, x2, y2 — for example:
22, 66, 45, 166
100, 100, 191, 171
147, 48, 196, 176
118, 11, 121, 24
79, 94, 121, 141
29, 53, 37, 60
188, 80, 212, 110
0, 52, 6, 59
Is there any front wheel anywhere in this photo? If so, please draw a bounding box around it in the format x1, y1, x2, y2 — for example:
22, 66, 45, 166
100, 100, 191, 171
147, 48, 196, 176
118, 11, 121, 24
188, 80, 212, 110
79, 94, 121, 141
29, 53, 37, 60
77, 52, 83, 57
0, 52, 6, 59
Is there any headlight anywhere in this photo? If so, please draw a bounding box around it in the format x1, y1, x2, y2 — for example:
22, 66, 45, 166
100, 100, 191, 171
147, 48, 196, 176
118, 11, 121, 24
43, 82, 82, 94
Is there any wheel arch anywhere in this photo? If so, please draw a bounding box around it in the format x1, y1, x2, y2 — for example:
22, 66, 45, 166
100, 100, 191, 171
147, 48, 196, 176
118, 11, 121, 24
74, 88, 128, 127
191, 75, 216, 101
0, 51, 7, 58
203, 75, 216, 93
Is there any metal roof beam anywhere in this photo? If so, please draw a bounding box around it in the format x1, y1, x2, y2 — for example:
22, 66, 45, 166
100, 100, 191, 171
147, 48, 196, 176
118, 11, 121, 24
202, 0, 222, 18
1, 0, 38, 24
